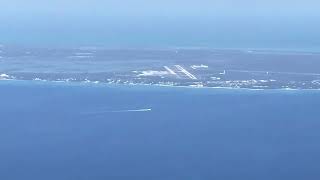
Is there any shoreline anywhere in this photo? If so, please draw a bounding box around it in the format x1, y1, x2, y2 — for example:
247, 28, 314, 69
1, 79, 320, 93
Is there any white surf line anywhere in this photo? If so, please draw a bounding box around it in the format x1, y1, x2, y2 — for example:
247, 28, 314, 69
164, 66, 177, 75
83, 108, 152, 115
228, 69, 320, 76
74, 52, 94, 55
174, 65, 197, 80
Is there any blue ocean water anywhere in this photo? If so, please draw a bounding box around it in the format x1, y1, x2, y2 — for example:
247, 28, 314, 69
1, 80, 320, 180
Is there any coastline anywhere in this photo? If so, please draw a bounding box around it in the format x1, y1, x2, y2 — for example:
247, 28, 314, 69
1, 79, 320, 94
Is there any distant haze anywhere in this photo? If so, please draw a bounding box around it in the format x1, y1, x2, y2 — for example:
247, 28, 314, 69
1, 0, 320, 50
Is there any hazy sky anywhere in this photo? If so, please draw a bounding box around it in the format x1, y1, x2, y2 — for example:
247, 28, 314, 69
1, 0, 319, 17
1, 0, 320, 49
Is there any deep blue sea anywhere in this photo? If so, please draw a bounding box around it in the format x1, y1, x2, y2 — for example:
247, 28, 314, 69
1, 80, 320, 180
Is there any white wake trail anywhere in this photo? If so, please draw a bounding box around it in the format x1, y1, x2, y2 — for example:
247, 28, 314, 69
109, 108, 152, 113
83, 108, 152, 115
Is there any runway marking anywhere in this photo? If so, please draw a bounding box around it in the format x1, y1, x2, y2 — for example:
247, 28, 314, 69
219, 70, 226, 75
164, 66, 177, 75
174, 65, 197, 80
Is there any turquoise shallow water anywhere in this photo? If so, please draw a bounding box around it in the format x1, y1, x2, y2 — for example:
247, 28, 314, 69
1, 80, 320, 180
